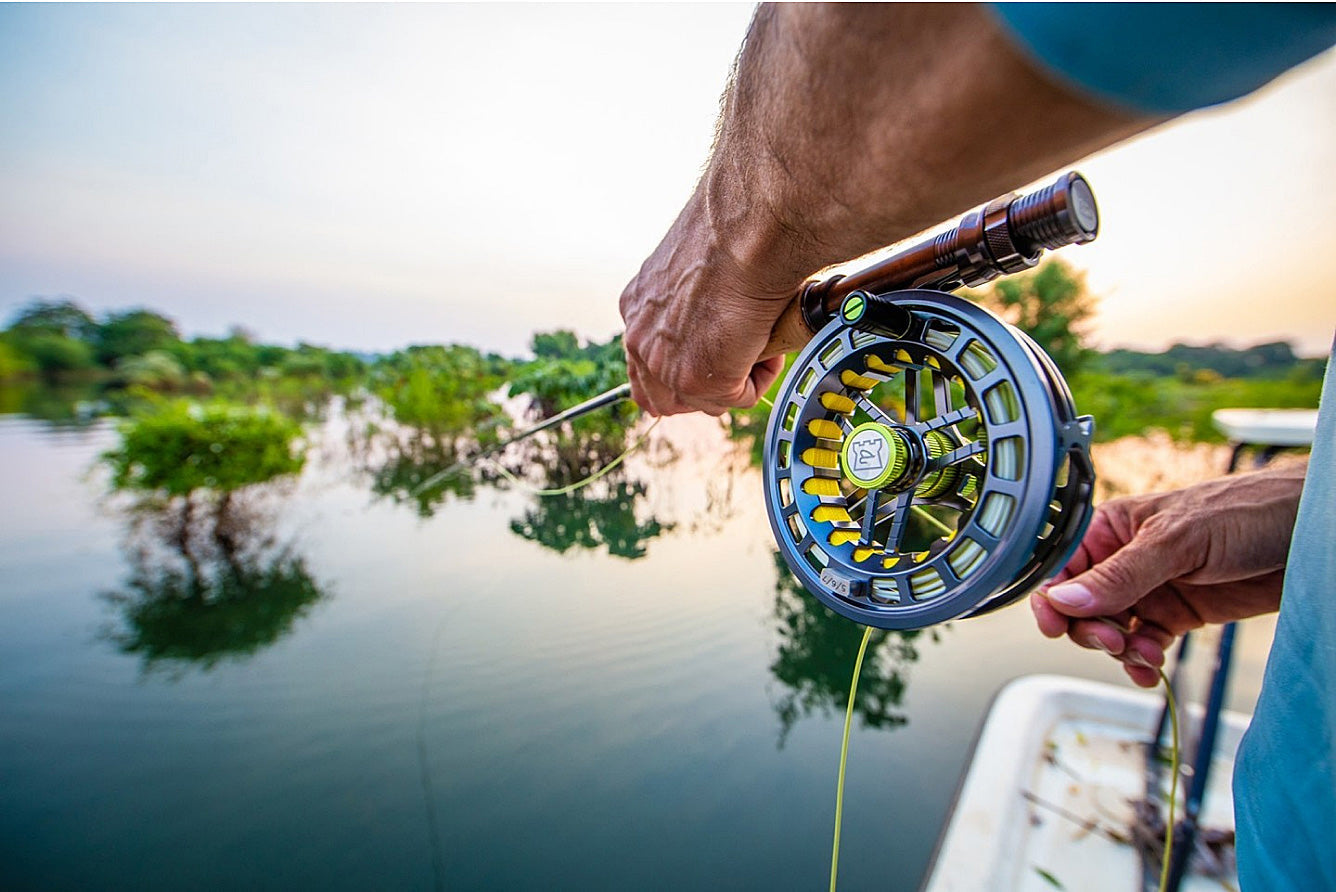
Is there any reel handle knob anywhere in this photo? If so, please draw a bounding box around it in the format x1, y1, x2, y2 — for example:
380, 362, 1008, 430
837, 291, 912, 336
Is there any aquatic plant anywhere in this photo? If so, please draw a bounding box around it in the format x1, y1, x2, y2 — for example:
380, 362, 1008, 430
507, 331, 636, 438
373, 344, 510, 442
103, 401, 305, 497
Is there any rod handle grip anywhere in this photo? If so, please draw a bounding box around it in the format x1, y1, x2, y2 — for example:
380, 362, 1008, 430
762, 298, 813, 358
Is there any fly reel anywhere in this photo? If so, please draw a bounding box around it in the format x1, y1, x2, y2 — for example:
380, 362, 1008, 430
763, 295, 1095, 630
760, 172, 1101, 630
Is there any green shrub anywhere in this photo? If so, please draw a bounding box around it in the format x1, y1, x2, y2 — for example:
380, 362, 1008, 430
17, 332, 96, 376
104, 402, 306, 496
374, 344, 510, 438
507, 332, 633, 436
0, 339, 34, 380
1070, 370, 1323, 442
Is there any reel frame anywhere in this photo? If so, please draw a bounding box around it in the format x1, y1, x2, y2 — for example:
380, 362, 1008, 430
762, 290, 1095, 630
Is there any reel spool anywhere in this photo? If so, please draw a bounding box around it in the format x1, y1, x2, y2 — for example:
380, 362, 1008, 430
762, 289, 1095, 630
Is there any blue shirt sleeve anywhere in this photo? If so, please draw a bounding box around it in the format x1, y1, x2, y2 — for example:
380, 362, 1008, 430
1233, 341, 1336, 889
991, 3, 1336, 114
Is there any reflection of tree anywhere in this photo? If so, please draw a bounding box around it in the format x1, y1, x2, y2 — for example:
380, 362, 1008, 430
0, 381, 106, 428
509, 480, 670, 560
367, 427, 484, 519
355, 357, 510, 518
768, 552, 934, 747
100, 403, 325, 674
522, 426, 637, 490
103, 490, 327, 676
725, 406, 770, 469
499, 427, 672, 560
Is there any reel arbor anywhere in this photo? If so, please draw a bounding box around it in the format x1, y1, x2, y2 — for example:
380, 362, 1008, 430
761, 173, 1099, 630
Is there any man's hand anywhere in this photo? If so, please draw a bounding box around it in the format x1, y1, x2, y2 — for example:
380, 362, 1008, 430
619, 192, 790, 417
619, 4, 1150, 416
1031, 462, 1307, 687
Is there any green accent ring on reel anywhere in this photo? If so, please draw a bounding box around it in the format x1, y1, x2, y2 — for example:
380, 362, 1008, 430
915, 430, 960, 498
840, 293, 867, 324
839, 422, 909, 490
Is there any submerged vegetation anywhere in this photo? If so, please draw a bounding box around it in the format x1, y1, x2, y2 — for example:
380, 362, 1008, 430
3, 278, 1325, 588
4, 281, 1324, 661
103, 402, 306, 497
967, 260, 1325, 443
99, 402, 324, 675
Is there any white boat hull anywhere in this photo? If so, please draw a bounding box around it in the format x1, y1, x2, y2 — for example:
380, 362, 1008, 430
922, 674, 1247, 892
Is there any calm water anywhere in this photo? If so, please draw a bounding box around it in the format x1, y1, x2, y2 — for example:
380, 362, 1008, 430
0, 407, 1276, 891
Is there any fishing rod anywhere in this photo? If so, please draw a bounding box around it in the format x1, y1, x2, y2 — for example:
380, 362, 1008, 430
411, 383, 632, 495
446, 171, 1100, 631
495, 381, 632, 446
762, 170, 1098, 355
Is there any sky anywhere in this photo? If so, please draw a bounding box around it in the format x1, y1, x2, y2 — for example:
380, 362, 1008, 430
1, 3, 1333, 358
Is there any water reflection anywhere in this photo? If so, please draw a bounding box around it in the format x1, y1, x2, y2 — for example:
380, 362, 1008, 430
100, 403, 324, 674
0, 381, 107, 428
354, 359, 509, 516
768, 552, 934, 746
494, 424, 674, 559
366, 426, 486, 518
509, 479, 670, 559
103, 493, 325, 675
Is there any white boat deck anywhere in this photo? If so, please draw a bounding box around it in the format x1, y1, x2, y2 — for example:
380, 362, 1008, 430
923, 675, 1247, 892
1212, 408, 1318, 447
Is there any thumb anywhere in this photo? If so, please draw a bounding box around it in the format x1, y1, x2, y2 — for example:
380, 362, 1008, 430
1042, 530, 1191, 619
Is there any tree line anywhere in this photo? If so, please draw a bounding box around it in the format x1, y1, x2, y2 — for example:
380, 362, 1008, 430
1, 258, 1326, 443
0, 298, 366, 390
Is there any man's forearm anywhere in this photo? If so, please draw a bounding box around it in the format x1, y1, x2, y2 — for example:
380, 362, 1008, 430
703, 3, 1153, 290
620, 3, 1158, 415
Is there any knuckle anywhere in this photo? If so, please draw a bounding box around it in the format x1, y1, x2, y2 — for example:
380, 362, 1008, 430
1137, 512, 1179, 542
1086, 558, 1143, 597
622, 333, 643, 363
622, 330, 650, 364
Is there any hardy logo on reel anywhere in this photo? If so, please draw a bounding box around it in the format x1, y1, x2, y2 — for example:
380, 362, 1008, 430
761, 173, 1100, 630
